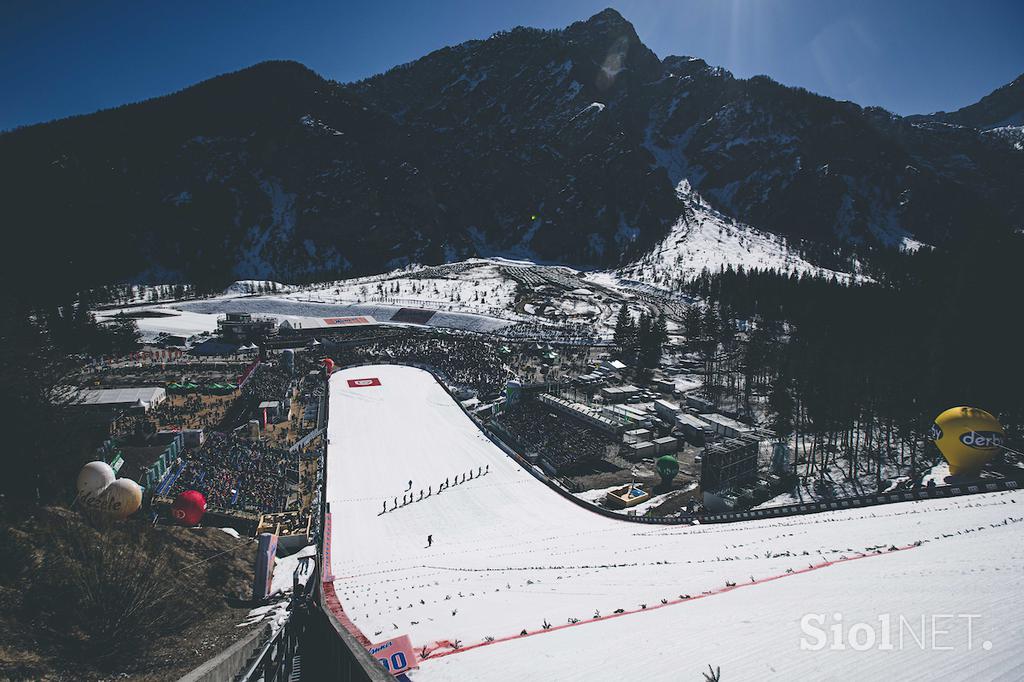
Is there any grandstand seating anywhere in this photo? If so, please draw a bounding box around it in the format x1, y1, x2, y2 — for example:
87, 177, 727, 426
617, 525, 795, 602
342, 334, 513, 397
497, 398, 618, 472
166, 432, 297, 513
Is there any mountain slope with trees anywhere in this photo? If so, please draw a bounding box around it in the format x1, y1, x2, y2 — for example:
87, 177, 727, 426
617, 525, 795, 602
1, 9, 1021, 298
676, 226, 1024, 487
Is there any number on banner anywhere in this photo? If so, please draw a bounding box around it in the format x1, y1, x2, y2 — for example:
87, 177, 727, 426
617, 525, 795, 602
378, 652, 408, 671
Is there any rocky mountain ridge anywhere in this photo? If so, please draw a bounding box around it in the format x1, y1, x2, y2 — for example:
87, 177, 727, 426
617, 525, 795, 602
2, 8, 1020, 294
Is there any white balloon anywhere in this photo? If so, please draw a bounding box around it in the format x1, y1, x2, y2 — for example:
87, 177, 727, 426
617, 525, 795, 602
97, 479, 143, 520
77, 461, 115, 500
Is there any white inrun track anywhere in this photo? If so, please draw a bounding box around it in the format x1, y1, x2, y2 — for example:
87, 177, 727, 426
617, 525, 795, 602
326, 365, 1024, 681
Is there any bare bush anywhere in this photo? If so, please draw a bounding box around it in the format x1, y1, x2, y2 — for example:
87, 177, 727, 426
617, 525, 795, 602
25, 514, 197, 665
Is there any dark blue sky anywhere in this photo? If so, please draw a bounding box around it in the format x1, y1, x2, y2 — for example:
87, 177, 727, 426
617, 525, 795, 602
3, 0, 1023, 131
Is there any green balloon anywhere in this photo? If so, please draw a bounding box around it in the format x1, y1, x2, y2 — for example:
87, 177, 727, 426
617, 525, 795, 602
656, 455, 679, 485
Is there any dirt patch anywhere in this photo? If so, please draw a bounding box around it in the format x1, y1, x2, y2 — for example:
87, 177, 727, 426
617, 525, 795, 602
567, 444, 703, 517
0, 507, 261, 681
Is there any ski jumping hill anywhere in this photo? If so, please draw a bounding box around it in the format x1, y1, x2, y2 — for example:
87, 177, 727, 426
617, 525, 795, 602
325, 365, 1024, 680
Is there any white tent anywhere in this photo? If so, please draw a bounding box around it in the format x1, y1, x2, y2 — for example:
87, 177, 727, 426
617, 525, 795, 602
73, 387, 167, 411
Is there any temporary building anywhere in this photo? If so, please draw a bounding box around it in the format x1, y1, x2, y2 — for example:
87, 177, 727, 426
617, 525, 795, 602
73, 387, 167, 411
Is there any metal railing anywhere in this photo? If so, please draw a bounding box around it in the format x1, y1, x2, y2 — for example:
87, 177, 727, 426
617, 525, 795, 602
237, 621, 299, 682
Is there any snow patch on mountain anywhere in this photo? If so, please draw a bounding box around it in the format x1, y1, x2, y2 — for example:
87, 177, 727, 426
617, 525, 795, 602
299, 114, 343, 136
570, 102, 606, 122
983, 125, 1024, 151
898, 236, 930, 253
643, 118, 701, 188
617, 188, 857, 286
442, 69, 489, 94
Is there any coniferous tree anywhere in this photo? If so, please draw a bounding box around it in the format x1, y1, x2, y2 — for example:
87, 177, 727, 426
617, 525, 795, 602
678, 230, 1023, 487
768, 375, 795, 444
635, 312, 651, 366
635, 312, 668, 370
698, 306, 722, 403
682, 305, 702, 345
613, 305, 635, 356
742, 324, 770, 416
1, 295, 140, 509
653, 312, 669, 349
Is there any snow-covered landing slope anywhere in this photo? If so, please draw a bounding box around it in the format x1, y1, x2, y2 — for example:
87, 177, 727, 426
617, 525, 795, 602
617, 186, 860, 287
327, 366, 1023, 681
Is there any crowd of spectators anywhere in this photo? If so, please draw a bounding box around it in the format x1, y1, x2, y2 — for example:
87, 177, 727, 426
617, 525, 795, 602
341, 333, 514, 397
498, 321, 600, 345
497, 398, 617, 473
76, 359, 246, 387
242, 365, 291, 404
167, 432, 297, 513
155, 394, 228, 430
321, 328, 600, 398
112, 394, 232, 436
506, 344, 595, 385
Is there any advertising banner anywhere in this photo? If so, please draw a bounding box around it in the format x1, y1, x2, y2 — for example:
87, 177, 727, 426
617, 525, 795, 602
367, 635, 417, 675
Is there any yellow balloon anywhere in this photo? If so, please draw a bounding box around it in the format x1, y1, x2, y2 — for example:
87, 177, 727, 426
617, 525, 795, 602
930, 406, 1004, 476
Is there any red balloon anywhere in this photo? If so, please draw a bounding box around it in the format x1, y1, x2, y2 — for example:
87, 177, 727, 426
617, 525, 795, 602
171, 490, 207, 526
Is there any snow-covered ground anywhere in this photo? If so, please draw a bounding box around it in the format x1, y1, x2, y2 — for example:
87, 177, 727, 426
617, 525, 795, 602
326, 364, 1024, 680
617, 187, 859, 289
574, 483, 699, 517
673, 376, 703, 393
99, 206, 866, 347
175, 296, 516, 334
281, 261, 520, 320
93, 307, 220, 343
96, 259, 642, 342
95, 185, 879, 349
279, 259, 636, 338
94, 281, 522, 341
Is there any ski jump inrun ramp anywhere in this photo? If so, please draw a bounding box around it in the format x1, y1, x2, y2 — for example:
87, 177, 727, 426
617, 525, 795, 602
325, 364, 1024, 681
